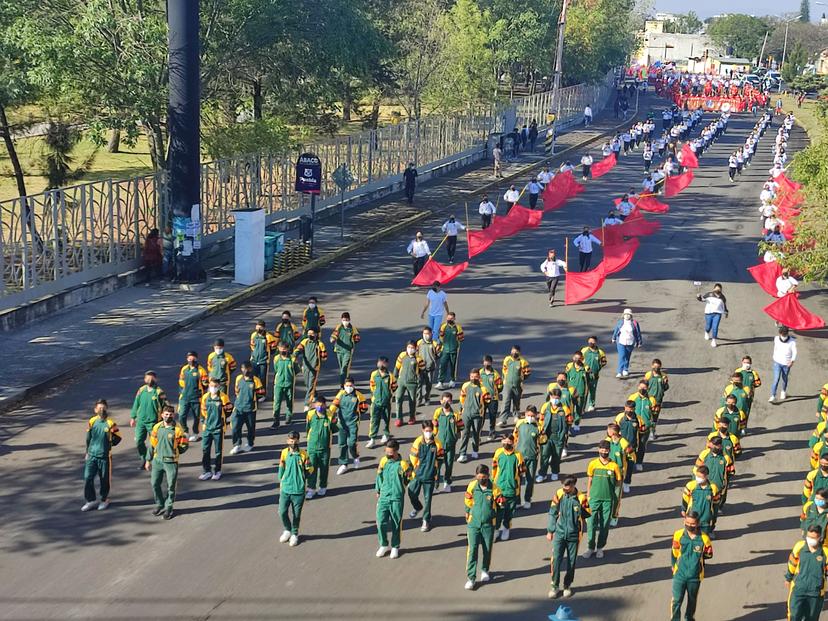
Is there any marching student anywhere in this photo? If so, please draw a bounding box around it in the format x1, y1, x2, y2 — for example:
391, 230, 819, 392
277, 431, 313, 547
464, 464, 503, 590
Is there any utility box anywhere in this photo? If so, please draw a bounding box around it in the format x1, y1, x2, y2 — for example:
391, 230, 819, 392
232, 208, 265, 285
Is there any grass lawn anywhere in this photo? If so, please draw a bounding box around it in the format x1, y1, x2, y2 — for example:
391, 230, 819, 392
781, 94, 826, 144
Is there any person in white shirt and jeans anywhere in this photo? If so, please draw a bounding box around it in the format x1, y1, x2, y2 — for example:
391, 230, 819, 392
540, 249, 567, 306
584, 104, 593, 127
441, 216, 466, 263
478, 195, 496, 229
696, 283, 728, 347
421, 281, 449, 342
572, 227, 602, 271
769, 326, 797, 402
580, 154, 593, 181
407, 232, 430, 276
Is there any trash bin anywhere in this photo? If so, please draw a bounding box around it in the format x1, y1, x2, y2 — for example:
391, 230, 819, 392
264, 232, 284, 272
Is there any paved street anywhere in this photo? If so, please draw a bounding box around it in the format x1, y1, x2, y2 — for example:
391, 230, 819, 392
0, 107, 824, 621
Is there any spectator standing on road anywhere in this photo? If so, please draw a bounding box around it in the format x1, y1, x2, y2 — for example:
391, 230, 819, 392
503, 184, 520, 213
572, 227, 602, 271
403, 162, 418, 203
769, 326, 797, 403
441, 216, 466, 264
611, 308, 642, 378
492, 145, 503, 178
421, 280, 449, 339
583, 104, 593, 127
82, 399, 122, 512
697, 283, 728, 348
540, 249, 567, 307
580, 153, 593, 181
407, 231, 430, 276
478, 195, 496, 229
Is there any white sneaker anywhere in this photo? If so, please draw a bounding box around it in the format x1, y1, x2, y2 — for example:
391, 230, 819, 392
97, 500, 110, 511
353, 458, 360, 468
494, 529, 501, 541
615, 373, 623, 378
572, 425, 580, 433
522, 501, 531, 510
198, 472, 212, 480
389, 547, 400, 559
535, 475, 544, 483
409, 509, 420, 518
380, 435, 389, 443
458, 455, 468, 463
710, 339, 717, 348
188, 434, 198, 442
622, 370, 629, 377
471, 451, 478, 459
318, 487, 327, 496
610, 518, 618, 527
551, 473, 559, 481
623, 483, 630, 494
442, 482, 451, 492
480, 571, 490, 583
81, 501, 98, 512
780, 390, 787, 400
449, 381, 456, 388
582, 549, 594, 558
548, 587, 560, 599
563, 588, 573, 597
586, 405, 595, 413
229, 445, 241, 455
365, 438, 376, 449
768, 394, 775, 402
500, 528, 510, 541
436, 383, 445, 390
704, 331, 710, 340
596, 548, 605, 559
241, 443, 253, 453
464, 579, 475, 590
561, 449, 568, 458
306, 489, 316, 500
635, 464, 643, 472
289, 534, 299, 547
212, 471, 222, 481
336, 465, 348, 475
420, 520, 429, 532
376, 546, 389, 557
279, 530, 291, 543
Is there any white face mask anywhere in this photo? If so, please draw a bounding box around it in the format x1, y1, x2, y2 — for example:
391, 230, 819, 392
342, 320, 350, 327
526, 415, 535, 424
209, 386, 219, 395
308, 303, 316, 309
806, 536, 820, 548
423, 431, 433, 440
407, 347, 416, 355
344, 386, 354, 394
422, 333, 430, 340
695, 476, 705, 485
742, 363, 751, 370
214, 348, 223, 355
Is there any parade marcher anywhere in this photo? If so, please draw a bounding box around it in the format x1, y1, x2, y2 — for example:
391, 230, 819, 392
540, 249, 567, 307
572, 227, 602, 271
770, 326, 797, 403
629, 380, 656, 470
709, 419, 742, 467
581, 336, 607, 412
722, 371, 750, 420
514, 405, 541, 508
605, 422, 634, 526
480, 355, 503, 439
614, 400, 639, 493
178, 352, 208, 441
278, 430, 313, 546
395, 340, 425, 427
538, 389, 572, 482
434, 392, 464, 492
611, 308, 642, 378
580, 153, 593, 181
230, 361, 265, 455
302, 296, 326, 338
305, 395, 336, 498
801, 489, 828, 538
670, 511, 713, 621
417, 327, 439, 406
441, 215, 466, 263
479, 195, 496, 229
407, 231, 431, 276
330, 312, 361, 387
546, 475, 590, 599
367, 357, 396, 447
697, 283, 728, 348
503, 184, 519, 212
565, 351, 591, 433
785, 526, 828, 621
643, 358, 669, 439
421, 281, 449, 340
498, 345, 531, 428
584, 441, 622, 558
294, 328, 328, 413
275, 310, 301, 352
207, 339, 237, 394
464, 464, 503, 590
437, 312, 464, 389
458, 368, 491, 462
250, 319, 277, 391
375, 439, 413, 559
527, 178, 542, 209
130, 370, 166, 468
492, 434, 525, 541
714, 393, 747, 438
82, 399, 122, 511
735, 355, 761, 423
199, 378, 233, 481
803, 451, 828, 506
147, 404, 189, 520
408, 420, 445, 532
330, 377, 369, 475
694, 436, 734, 512
403, 162, 418, 203
272, 343, 297, 428
682, 464, 720, 536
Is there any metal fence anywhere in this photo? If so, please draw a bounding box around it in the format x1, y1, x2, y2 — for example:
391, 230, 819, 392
0, 75, 612, 306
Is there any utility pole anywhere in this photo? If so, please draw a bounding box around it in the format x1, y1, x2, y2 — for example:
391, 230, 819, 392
549, 0, 570, 155
167, 0, 204, 283
759, 30, 769, 68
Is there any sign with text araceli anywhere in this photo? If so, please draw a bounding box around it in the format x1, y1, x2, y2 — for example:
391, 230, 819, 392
295, 152, 322, 194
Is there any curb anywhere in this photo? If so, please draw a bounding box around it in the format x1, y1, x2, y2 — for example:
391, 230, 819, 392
0, 210, 431, 415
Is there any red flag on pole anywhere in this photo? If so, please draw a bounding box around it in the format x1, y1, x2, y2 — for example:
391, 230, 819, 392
559, 170, 586, 195
594, 225, 624, 246
618, 217, 661, 237
564, 266, 607, 305
747, 261, 782, 296
603, 239, 640, 275
467, 230, 496, 259
763, 294, 825, 330
664, 171, 694, 197
777, 174, 802, 192
488, 205, 542, 238
591, 154, 617, 179
680, 143, 699, 168
411, 259, 470, 286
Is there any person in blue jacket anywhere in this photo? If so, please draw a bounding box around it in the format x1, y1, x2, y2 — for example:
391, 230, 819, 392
611, 308, 643, 378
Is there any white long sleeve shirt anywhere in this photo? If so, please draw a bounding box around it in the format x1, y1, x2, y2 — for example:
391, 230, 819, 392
573, 233, 601, 253
772, 335, 797, 365
442, 220, 466, 236
504, 189, 520, 203
540, 258, 567, 278
775, 275, 798, 298
478, 201, 496, 216
407, 239, 431, 257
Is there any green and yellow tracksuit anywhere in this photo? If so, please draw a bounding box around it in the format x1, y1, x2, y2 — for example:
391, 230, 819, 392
500, 355, 531, 425
707, 431, 742, 465
682, 479, 720, 534
538, 402, 572, 478
438, 321, 464, 385
84, 415, 121, 503
417, 338, 439, 404
514, 418, 540, 503
721, 382, 751, 425
644, 369, 669, 430
306, 408, 337, 490
629, 391, 656, 465
606, 435, 635, 518
580, 345, 607, 410
479, 367, 503, 433
735, 366, 761, 416
493, 447, 525, 529
302, 305, 326, 338
178, 363, 208, 436
275, 320, 300, 351
800, 501, 828, 538
330, 389, 368, 465
408, 436, 444, 522
200, 392, 232, 473
810, 422, 827, 449
232, 373, 264, 448
670, 528, 713, 621
695, 449, 734, 508
434, 406, 464, 485
465, 480, 504, 580
802, 467, 828, 506
130, 384, 166, 462
615, 412, 640, 485
459, 380, 491, 457
272, 352, 297, 426
294, 337, 327, 410
818, 383, 828, 419
278, 448, 313, 535
375, 455, 413, 547
786, 540, 828, 621
713, 405, 747, 437
586, 457, 621, 550
330, 323, 360, 387
810, 439, 828, 470
368, 370, 397, 439
395, 351, 425, 423
548, 488, 590, 590
565, 362, 590, 424
148, 422, 189, 510
207, 351, 237, 395
250, 330, 277, 391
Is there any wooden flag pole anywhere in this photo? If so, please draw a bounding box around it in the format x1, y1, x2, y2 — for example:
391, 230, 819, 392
465, 201, 471, 259
430, 234, 449, 259
565, 236, 569, 271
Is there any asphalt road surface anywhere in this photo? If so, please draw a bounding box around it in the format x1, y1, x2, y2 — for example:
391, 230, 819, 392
1, 110, 823, 621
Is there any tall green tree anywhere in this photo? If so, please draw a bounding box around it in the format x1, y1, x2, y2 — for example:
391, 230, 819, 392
664, 12, 703, 34
801, 0, 811, 23
707, 14, 769, 59
563, 0, 637, 85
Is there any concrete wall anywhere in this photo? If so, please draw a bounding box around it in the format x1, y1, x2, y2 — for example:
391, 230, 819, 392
637, 32, 721, 65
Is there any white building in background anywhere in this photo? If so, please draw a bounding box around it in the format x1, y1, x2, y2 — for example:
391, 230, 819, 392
636, 20, 723, 67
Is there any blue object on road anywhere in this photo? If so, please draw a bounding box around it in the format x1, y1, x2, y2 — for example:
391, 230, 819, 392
548, 606, 579, 621
264, 232, 284, 271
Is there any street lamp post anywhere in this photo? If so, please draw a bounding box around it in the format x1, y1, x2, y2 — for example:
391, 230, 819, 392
549, 0, 570, 156
780, 13, 802, 92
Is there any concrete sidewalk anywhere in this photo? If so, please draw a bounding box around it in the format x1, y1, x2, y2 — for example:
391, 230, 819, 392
0, 95, 652, 414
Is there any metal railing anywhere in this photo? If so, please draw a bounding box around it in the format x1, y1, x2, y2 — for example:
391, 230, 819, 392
0, 76, 612, 306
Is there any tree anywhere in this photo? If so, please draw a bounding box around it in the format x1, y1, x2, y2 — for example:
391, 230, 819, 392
664, 12, 703, 35
39, 121, 97, 190
782, 42, 808, 82
766, 21, 828, 63
707, 14, 769, 59
801, 0, 811, 23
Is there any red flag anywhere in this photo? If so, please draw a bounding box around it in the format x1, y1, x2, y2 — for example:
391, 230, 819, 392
603, 239, 639, 275
467, 230, 495, 259
778, 191, 804, 211
594, 225, 624, 246
564, 266, 607, 305
763, 295, 825, 330
489, 205, 542, 238
591, 154, 617, 179
411, 259, 469, 286
560, 170, 586, 195
625, 206, 644, 221
777, 174, 802, 192
636, 195, 670, 213
680, 144, 699, 168
664, 171, 694, 197
541, 188, 569, 212
748, 261, 782, 296
619, 217, 660, 237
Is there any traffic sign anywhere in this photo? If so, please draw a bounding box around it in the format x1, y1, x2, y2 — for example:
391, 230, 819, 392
295, 152, 322, 194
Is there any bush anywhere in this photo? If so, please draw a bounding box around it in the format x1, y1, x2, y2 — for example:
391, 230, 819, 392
203, 117, 295, 160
